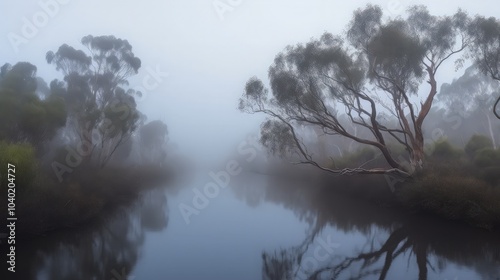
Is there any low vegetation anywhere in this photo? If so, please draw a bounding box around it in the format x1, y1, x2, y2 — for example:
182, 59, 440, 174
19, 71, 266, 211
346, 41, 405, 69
399, 173, 500, 229
400, 136, 500, 229
325, 134, 500, 229
0, 141, 171, 236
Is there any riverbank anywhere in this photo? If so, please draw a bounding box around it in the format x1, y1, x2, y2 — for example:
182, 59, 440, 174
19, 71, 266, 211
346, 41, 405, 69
314, 167, 500, 230
0, 165, 172, 237
397, 170, 500, 229
316, 137, 500, 230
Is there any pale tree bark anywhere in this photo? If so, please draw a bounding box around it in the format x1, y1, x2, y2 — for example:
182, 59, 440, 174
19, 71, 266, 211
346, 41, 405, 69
485, 113, 497, 149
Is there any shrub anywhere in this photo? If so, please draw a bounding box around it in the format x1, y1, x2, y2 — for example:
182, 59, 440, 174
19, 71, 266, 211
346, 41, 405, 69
465, 135, 493, 158
430, 139, 463, 160
387, 142, 407, 158
473, 148, 500, 168
399, 172, 500, 228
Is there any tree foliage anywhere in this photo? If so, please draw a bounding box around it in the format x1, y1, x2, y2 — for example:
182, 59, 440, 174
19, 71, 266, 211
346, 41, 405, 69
240, 5, 469, 176
439, 65, 499, 116
0, 62, 67, 147
438, 65, 499, 148
46, 35, 142, 166
468, 16, 500, 119
465, 134, 494, 158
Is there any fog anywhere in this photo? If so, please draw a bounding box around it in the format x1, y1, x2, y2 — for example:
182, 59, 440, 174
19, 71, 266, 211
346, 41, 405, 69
2, 0, 499, 164
2, 1, 500, 279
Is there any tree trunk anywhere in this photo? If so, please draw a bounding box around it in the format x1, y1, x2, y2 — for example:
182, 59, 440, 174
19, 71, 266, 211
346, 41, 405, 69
410, 148, 424, 174
485, 112, 497, 149
408, 67, 437, 175
410, 134, 425, 174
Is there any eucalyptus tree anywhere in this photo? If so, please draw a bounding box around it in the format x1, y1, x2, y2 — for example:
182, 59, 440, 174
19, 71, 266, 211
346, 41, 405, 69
468, 16, 500, 119
46, 35, 142, 167
239, 5, 469, 177
439, 65, 500, 148
138, 120, 169, 165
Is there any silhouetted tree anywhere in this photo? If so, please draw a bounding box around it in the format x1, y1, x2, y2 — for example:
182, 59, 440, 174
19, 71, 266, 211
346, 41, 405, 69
469, 16, 500, 119
139, 120, 168, 165
46, 35, 142, 167
439, 65, 499, 147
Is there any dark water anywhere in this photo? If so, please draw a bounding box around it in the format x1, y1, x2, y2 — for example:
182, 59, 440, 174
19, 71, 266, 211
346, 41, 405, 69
3, 172, 500, 280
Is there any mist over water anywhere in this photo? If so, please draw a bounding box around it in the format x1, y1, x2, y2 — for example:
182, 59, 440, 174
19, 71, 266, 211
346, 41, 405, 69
6, 173, 500, 280
1, 1, 500, 280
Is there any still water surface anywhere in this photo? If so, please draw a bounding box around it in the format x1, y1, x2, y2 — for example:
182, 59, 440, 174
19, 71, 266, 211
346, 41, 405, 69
9, 172, 500, 280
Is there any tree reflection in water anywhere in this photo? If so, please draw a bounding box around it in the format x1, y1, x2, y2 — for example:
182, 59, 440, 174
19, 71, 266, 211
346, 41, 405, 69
232, 173, 500, 280
11, 188, 169, 280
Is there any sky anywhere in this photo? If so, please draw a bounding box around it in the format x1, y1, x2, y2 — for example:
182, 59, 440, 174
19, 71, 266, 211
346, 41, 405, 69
1, 0, 499, 163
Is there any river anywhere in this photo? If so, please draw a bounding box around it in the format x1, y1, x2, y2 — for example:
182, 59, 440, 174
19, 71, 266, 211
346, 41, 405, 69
5, 171, 500, 280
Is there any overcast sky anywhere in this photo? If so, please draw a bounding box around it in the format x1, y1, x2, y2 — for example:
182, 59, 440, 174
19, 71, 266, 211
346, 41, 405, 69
1, 0, 499, 163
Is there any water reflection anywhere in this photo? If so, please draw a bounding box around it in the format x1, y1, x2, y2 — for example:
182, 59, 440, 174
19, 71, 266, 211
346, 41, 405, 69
8, 187, 169, 280
3, 173, 500, 280
233, 174, 500, 280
